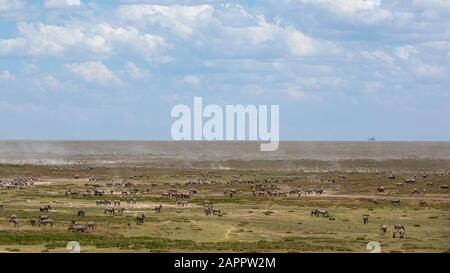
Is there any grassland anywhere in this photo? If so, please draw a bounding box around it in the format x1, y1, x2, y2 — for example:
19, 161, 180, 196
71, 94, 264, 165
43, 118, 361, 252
0, 164, 449, 253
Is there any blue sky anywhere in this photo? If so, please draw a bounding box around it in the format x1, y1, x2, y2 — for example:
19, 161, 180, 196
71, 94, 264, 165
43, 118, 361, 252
0, 0, 449, 140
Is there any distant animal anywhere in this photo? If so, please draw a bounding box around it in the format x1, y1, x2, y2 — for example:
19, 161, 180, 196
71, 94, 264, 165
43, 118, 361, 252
379, 224, 387, 234
441, 184, 449, 190
404, 177, 416, 184
411, 188, 419, 194
419, 201, 427, 207
39, 218, 54, 227
77, 209, 85, 217
391, 198, 401, 205
39, 205, 52, 213
377, 186, 385, 193
104, 208, 114, 214
388, 174, 396, 179
136, 213, 145, 224
311, 209, 329, 217
154, 205, 162, 213
29, 218, 37, 226
68, 224, 87, 233
87, 221, 96, 230
363, 214, 369, 224
392, 224, 405, 238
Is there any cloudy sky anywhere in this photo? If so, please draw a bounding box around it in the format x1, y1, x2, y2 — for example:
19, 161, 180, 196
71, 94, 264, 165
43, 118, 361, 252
0, 0, 449, 140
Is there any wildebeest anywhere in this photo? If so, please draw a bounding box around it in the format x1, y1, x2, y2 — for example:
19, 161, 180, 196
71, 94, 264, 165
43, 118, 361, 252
404, 177, 416, 184
154, 205, 162, 213
136, 213, 145, 224
39, 205, 52, 213
379, 224, 387, 234
29, 218, 37, 226
87, 221, 95, 230
68, 224, 87, 232
363, 214, 369, 224
311, 209, 329, 217
392, 224, 405, 238
104, 208, 114, 214
39, 218, 54, 227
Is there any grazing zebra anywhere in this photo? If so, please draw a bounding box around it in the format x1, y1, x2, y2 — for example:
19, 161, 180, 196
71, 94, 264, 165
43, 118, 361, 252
39, 215, 49, 221
426, 182, 433, 186
391, 198, 401, 205
212, 208, 222, 216
204, 208, 213, 215
392, 224, 405, 238
419, 201, 427, 207
411, 188, 419, 194
363, 214, 369, 224
441, 184, 449, 190
113, 200, 121, 206
77, 209, 85, 217
377, 186, 384, 192
388, 174, 396, 179
136, 213, 145, 224
368, 198, 378, 204
379, 224, 387, 234
39, 218, 54, 227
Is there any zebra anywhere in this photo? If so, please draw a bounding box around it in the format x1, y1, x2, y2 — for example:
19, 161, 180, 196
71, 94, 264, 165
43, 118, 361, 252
176, 200, 188, 207
114, 208, 125, 215
411, 188, 419, 194
392, 224, 405, 238
419, 201, 427, 207
441, 184, 449, 190
212, 208, 222, 216
113, 200, 121, 206
363, 214, 369, 224
136, 213, 145, 224
377, 186, 385, 192
77, 209, 85, 217
391, 198, 401, 205
379, 224, 387, 234
10, 218, 19, 227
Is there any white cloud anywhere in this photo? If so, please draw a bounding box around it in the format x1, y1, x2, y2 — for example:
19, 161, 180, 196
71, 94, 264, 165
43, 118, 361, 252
0, 22, 169, 61
394, 45, 418, 60
125, 62, 149, 79
0, 0, 23, 11
298, 0, 414, 24
66, 61, 120, 85
414, 63, 445, 77
287, 87, 308, 101
183, 75, 201, 86
44, 0, 81, 8
117, 4, 213, 38
0, 70, 13, 81
413, 0, 450, 10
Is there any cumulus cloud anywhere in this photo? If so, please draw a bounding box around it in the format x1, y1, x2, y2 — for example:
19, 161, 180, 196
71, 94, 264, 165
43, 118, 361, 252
297, 0, 414, 24
125, 62, 149, 79
66, 61, 120, 85
117, 4, 213, 38
0, 22, 169, 61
